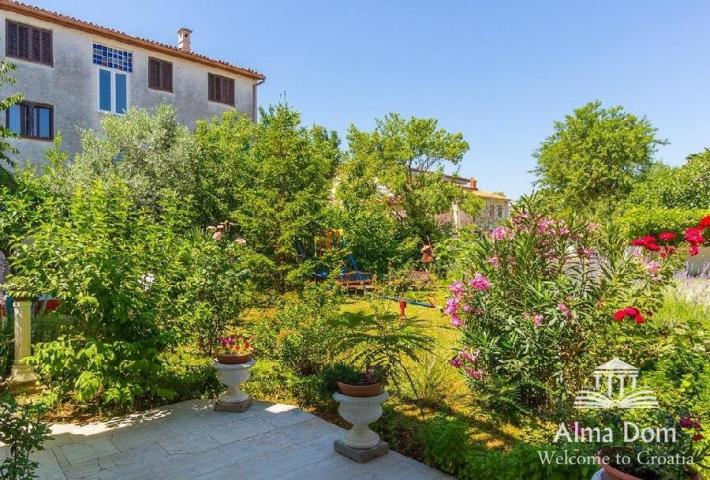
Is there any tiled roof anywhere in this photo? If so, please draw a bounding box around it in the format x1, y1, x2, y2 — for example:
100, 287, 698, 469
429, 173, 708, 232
0, 0, 265, 80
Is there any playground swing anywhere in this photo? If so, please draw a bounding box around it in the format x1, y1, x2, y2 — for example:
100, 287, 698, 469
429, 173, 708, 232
312, 229, 374, 292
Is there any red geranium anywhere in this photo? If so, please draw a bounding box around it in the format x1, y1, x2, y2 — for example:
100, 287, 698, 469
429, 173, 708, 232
613, 307, 644, 324
699, 215, 710, 229
630, 235, 659, 251
658, 231, 676, 242
685, 227, 705, 245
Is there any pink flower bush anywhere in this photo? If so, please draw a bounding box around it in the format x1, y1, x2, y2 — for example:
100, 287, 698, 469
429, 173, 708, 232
469, 273, 491, 291
491, 226, 511, 241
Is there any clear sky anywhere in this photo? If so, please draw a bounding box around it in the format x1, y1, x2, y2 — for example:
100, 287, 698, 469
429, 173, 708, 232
32, 0, 710, 198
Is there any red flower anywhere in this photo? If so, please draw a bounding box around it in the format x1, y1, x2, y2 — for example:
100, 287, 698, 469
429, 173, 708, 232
660, 245, 676, 259
658, 231, 676, 242
685, 227, 705, 245
699, 215, 710, 229
631, 235, 660, 251
692, 433, 704, 442
613, 307, 645, 324
690, 244, 700, 256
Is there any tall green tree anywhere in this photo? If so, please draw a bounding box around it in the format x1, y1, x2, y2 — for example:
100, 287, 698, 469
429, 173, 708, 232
533, 101, 667, 216
0, 58, 23, 188
195, 104, 341, 289
341, 113, 473, 243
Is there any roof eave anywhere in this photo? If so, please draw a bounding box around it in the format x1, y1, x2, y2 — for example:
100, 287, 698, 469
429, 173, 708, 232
0, 0, 265, 81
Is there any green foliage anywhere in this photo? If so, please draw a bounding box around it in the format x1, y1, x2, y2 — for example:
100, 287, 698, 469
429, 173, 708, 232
422, 415, 596, 480
195, 105, 340, 290
622, 151, 710, 210
63, 105, 200, 220
533, 101, 667, 217
616, 206, 709, 240
334, 299, 433, 397
252, 282, 342, 375
0, 395, 51, 480
449, 194, 684, 418
174, 229, 271, 354
0, 58, 23, 186
338, 113, 469, 263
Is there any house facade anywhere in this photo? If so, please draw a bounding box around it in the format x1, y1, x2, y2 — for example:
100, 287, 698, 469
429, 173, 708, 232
442, 175, 511, 230
0, 0, 264, 164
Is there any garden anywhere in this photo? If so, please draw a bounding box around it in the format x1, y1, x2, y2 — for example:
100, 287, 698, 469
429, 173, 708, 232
1, 59, 709, 480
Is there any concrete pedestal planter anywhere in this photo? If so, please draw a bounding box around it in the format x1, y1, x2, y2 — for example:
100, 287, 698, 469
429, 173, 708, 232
213, 358, 255, 412
333, 390, 389, 462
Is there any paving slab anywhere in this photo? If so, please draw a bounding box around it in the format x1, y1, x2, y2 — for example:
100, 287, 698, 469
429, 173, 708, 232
2, 399, 449, 480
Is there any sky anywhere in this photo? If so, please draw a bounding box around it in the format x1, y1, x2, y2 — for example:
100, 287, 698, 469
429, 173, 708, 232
32, 0, 710, 199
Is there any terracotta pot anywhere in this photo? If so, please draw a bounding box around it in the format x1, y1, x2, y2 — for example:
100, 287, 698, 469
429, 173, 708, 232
336, 381, 382, 397
215, 353, 252, 364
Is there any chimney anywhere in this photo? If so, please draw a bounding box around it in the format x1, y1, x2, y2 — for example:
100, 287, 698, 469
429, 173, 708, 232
468, 177, 478, 190
177, 28, 193, 52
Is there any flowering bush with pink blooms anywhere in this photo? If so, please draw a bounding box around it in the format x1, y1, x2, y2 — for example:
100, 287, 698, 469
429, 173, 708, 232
445, 195, 690, 417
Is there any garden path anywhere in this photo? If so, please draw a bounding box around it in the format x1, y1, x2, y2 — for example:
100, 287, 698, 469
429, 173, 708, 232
27, 399, 450, 480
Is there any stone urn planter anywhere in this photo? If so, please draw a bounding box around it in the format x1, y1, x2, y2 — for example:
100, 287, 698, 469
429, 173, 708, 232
332, 390, 389, 462
213, 358, 255, 412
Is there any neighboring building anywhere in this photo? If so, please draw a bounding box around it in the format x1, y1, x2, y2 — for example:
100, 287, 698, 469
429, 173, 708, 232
0, 0, 265, 163
440, 175, 511, 230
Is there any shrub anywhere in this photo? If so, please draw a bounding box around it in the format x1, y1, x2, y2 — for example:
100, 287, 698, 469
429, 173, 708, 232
0, 395, 50, 480
616, 206, 709, 241
444, 194, 685, 417
259, 282, 342, 375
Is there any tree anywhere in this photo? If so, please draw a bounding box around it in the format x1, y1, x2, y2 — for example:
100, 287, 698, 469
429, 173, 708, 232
0, 59, 23, 188
622, 148, 710, 210
341, 114, 473, 244
195, 104, 340, 290
533, 101, 667, 216
64, 105, 200, 220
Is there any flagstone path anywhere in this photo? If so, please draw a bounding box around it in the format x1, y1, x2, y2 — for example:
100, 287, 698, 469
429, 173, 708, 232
22, 399, 450, 480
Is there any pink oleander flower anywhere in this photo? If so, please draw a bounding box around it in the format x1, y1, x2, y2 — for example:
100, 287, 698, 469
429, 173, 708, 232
465, 368, 484, 380
487, 256, 500, 267
450, 314, 462, 328
577, 247, 594, 258
463, 304, 473, 313
469, 273, 491, 291
537, 218, 553, 233
491, 226, 510, 241
557, 303, 572, 319
533, 313, 543, 327
645, 260, 661, 276
449, 356, 463, 368
449, 281, 466, 296
444, 297, 459, 315
460, 349, 479, 363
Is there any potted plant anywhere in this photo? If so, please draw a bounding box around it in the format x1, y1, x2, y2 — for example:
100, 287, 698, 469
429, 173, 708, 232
215, 334, 253, 364
336, 365, 385, 397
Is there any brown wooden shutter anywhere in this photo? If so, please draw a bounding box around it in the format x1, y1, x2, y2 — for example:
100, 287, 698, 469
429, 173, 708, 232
227, 78, 235, 105
18, 24, 29, 59
40, 30, 52, 64
162, 61, 172, 91
30, 27, 41, 62
208, 73, 215, 101
148, 58, 160, 88
6, 21, 19, 57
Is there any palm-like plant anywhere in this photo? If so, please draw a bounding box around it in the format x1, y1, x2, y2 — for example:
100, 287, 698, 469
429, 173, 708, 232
334, 300, 433, 399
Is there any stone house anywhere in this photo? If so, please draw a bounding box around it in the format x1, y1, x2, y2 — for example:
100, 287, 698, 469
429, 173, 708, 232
0, 0, 265, 164
440, 175, 511, 230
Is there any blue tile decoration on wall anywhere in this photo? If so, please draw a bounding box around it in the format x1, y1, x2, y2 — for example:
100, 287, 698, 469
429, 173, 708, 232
92, 43, 133, 72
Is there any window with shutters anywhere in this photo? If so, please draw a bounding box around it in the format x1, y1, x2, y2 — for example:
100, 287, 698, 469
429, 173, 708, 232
6, 101, 53, 140
5, 20, 53, 65
148, 58, 173, 92
208, 73, 235, 105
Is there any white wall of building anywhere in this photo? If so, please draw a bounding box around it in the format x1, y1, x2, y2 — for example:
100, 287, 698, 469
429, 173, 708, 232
0, 10, 259, 165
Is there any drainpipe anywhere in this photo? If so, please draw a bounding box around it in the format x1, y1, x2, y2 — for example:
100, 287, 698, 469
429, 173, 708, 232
252, 78, 266, 122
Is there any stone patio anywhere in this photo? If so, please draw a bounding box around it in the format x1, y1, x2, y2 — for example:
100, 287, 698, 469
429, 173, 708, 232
18, 399, 450, 480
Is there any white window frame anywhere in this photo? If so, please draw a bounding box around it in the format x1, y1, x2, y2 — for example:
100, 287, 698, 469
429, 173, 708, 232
97, 67, 130, 115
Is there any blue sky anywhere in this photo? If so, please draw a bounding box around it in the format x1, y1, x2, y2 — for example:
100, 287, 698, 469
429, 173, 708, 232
34, 0, 710, 198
